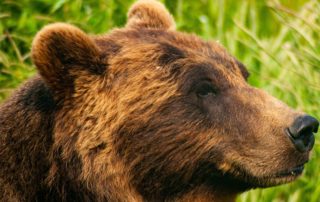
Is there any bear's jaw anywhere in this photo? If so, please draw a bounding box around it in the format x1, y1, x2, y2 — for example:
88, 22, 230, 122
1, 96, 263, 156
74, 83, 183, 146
132, 164, 251, 202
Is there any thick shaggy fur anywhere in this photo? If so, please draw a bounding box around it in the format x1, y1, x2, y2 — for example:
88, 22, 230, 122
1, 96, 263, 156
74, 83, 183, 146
0, 1, 313, 201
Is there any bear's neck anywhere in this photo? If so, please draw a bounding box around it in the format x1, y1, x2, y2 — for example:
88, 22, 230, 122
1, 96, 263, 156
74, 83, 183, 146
173, 186, 238, 202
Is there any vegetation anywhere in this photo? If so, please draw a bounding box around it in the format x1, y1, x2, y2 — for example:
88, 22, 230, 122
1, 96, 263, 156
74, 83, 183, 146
0, 0, 319, 201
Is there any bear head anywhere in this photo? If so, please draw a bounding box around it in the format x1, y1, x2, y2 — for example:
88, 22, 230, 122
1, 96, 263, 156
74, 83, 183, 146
31, 0, 319, 201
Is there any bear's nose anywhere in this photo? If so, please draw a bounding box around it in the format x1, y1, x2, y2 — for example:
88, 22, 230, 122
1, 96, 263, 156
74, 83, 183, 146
286, 115, 319, 153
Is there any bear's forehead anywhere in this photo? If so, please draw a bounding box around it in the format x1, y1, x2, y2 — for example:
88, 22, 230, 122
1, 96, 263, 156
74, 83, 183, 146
97, 29, 228, 58
94, 29, 248, 80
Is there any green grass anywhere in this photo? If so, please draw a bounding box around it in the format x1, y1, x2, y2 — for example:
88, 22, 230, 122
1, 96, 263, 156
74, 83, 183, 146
0, 0, 319, 201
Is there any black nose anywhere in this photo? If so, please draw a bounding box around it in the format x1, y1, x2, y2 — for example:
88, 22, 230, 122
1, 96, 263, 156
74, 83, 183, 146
287, 115, 319, 153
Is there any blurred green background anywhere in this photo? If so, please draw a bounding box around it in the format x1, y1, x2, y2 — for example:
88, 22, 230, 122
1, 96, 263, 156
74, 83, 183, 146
0, 0, 319, 201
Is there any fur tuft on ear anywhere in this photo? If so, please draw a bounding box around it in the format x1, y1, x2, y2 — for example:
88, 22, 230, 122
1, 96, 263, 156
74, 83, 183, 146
126, 0, 175, 30
31, 23, 104, 98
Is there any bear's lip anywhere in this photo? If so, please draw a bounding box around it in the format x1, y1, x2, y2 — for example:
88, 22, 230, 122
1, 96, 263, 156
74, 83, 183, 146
223, 162, 307, 187
274, 164, 305, 178
247, 164, 305, 187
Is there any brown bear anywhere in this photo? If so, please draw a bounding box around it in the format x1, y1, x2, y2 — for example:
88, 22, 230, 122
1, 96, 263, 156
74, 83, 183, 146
0, 0, 318, 201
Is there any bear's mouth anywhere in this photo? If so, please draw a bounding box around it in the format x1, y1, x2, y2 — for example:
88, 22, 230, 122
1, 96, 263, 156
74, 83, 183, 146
274, 164, 304, 178
228, 162, 306, 187
244, 164, 306, 187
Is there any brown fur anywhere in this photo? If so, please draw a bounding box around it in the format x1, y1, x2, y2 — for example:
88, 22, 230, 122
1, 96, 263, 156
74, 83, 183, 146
0, 0, 314, 201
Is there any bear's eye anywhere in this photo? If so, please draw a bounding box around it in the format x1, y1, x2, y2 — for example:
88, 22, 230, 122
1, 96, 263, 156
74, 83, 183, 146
196, 82, 217, 98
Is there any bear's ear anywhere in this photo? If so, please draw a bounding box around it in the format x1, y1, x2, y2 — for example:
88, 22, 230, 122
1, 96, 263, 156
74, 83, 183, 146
126, 0, 175, 30
32, 23, 105, 97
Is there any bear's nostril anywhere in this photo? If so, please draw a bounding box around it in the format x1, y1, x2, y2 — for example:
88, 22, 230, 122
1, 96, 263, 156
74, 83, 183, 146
289, 115, 319, 137
287, 115, 319, 153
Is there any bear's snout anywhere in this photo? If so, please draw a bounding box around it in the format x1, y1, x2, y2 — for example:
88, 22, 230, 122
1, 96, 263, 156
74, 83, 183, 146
286, 115, 319, 153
